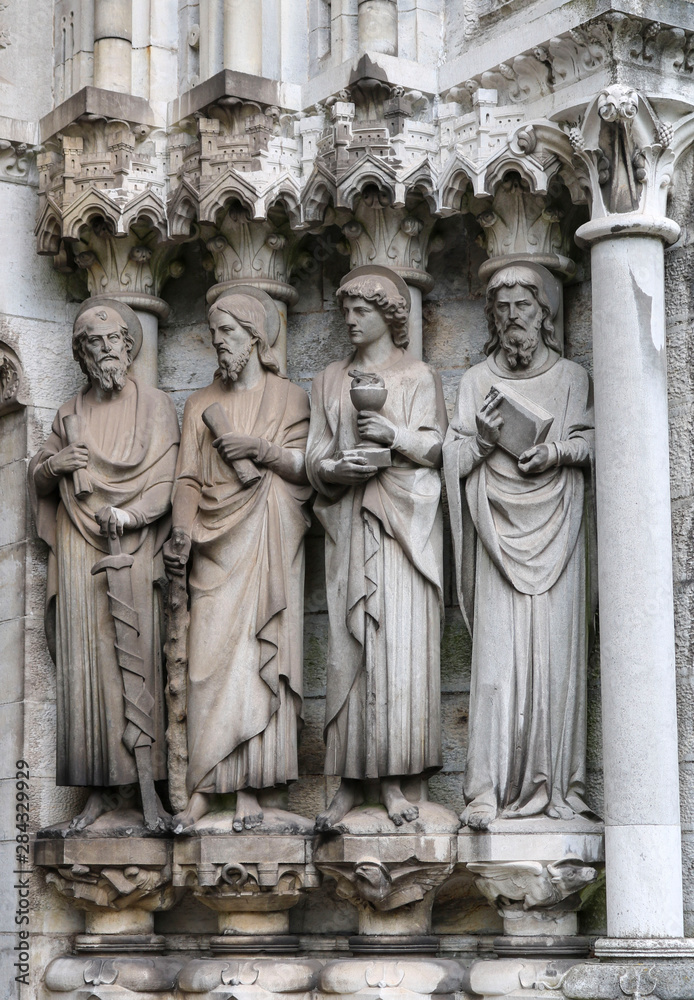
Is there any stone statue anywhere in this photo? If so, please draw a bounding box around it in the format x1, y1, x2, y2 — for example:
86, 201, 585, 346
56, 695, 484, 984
31, 300, 180, 831
306, 265, 447, 831
164, 289, 312, 833
443, 264, 596, 830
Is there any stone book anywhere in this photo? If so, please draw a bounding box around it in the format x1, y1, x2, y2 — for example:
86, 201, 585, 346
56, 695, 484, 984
490, 382, 554, 458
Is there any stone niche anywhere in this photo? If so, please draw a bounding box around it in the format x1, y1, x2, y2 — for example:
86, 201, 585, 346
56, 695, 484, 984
5, 1, 694, 999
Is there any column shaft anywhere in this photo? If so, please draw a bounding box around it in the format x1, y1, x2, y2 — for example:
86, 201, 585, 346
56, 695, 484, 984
585, 225, 683, 938
93, 0, 132, 92
358, 0, 397, 55
224, 0, 263, 76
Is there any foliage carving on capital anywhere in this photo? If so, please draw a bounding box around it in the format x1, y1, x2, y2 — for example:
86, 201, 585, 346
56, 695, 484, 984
339, 186, 440, 291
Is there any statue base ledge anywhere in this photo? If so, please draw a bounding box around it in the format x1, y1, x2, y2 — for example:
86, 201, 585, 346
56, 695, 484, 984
458, 818, 604, 864
35, 833, 170, 866
327, 801, 460, 837
180, 807, 314, 837
73, 933, 166, 954
209, 933, 301, 954
492, 934, 592, 958
348, 934, 439, 954
594, 937, 694, 959
37, 807, 170, 840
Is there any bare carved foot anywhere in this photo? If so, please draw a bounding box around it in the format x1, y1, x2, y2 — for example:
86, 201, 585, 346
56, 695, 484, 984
173, 791, 211, 834
315, 779, 361, 832
69, 791, 109, 832
380, 778, 419, 827
460, 803, 495, 830
233, 788, 263, 832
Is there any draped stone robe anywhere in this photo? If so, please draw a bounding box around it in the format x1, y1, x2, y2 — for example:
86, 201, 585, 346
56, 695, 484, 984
31, 377, 180, 788
306, 352, 446, 780
443, 350, 595, 819
176, 372, 311, 796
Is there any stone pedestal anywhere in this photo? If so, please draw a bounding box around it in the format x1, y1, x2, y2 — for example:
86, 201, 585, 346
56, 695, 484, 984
173, 825, 318, 954
34, 834, 176, 953
459, 819, 604, 958
315, 804, 458, 954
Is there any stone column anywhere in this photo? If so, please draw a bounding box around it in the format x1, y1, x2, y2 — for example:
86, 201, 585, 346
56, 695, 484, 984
93, 0, 132, 93
570, 86, 688, 947
224, 0, 263, 76
358, 0, 397, 56
576, 214, 683, 941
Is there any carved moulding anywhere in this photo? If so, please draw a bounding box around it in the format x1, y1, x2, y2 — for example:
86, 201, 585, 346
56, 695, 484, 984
35, 837, 177, 953
0, 341, 26, 416
319, 957, 467, 998
44, 955, 183, 998
177, 958, 322, 998
173, 831, 319, 953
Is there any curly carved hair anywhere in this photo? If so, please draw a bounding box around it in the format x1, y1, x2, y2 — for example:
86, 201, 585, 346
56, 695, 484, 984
483, 266, 561, 356
72, 306, 134, 376
337, 276, 410, 348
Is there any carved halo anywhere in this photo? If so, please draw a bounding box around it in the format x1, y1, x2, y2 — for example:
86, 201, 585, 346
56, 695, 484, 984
74, 297, 144, 359
339, 264, 412, 312
487, 260, 561, 323
207, 284, 281, 347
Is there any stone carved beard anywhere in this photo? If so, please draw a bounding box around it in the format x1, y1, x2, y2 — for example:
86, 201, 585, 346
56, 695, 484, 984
498, 314, 543, 369
84, 352, 130, 392
217, 338, 255, 384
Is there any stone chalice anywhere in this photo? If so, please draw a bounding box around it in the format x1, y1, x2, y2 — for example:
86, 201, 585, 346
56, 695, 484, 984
348, 370, 392, 468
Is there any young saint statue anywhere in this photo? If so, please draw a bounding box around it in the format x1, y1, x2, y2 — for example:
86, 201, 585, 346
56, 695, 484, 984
306, 266, 447, 831
164, 290, 312, 833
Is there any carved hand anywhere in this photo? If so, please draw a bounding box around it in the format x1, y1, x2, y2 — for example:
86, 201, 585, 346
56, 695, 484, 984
357, 411, 396, 446
476, 393, 503, 447
322, 452, 378, 485
49, 442, 89, 475
212, 433, 260, 464
95, 505, 133, 538
518, 444, 555, 475
163, 528, 192, 578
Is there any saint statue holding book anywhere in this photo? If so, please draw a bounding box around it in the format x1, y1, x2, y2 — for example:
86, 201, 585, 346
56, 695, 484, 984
443, 264, 596, 829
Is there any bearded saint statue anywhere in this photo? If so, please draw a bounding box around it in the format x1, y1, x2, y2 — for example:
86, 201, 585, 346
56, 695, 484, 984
443, 264, 596, 830
31, 300, 180, 830
165, 290, 312, 833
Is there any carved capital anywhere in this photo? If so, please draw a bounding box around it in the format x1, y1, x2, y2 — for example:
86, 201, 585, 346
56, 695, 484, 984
35, 837, 176, 916
467, 857, 601, 940
201, 208, 298, 304
471, 174, 575, 278
34, 119, 186, 311
317, 856, 454, 914
339, 189, 440, 292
